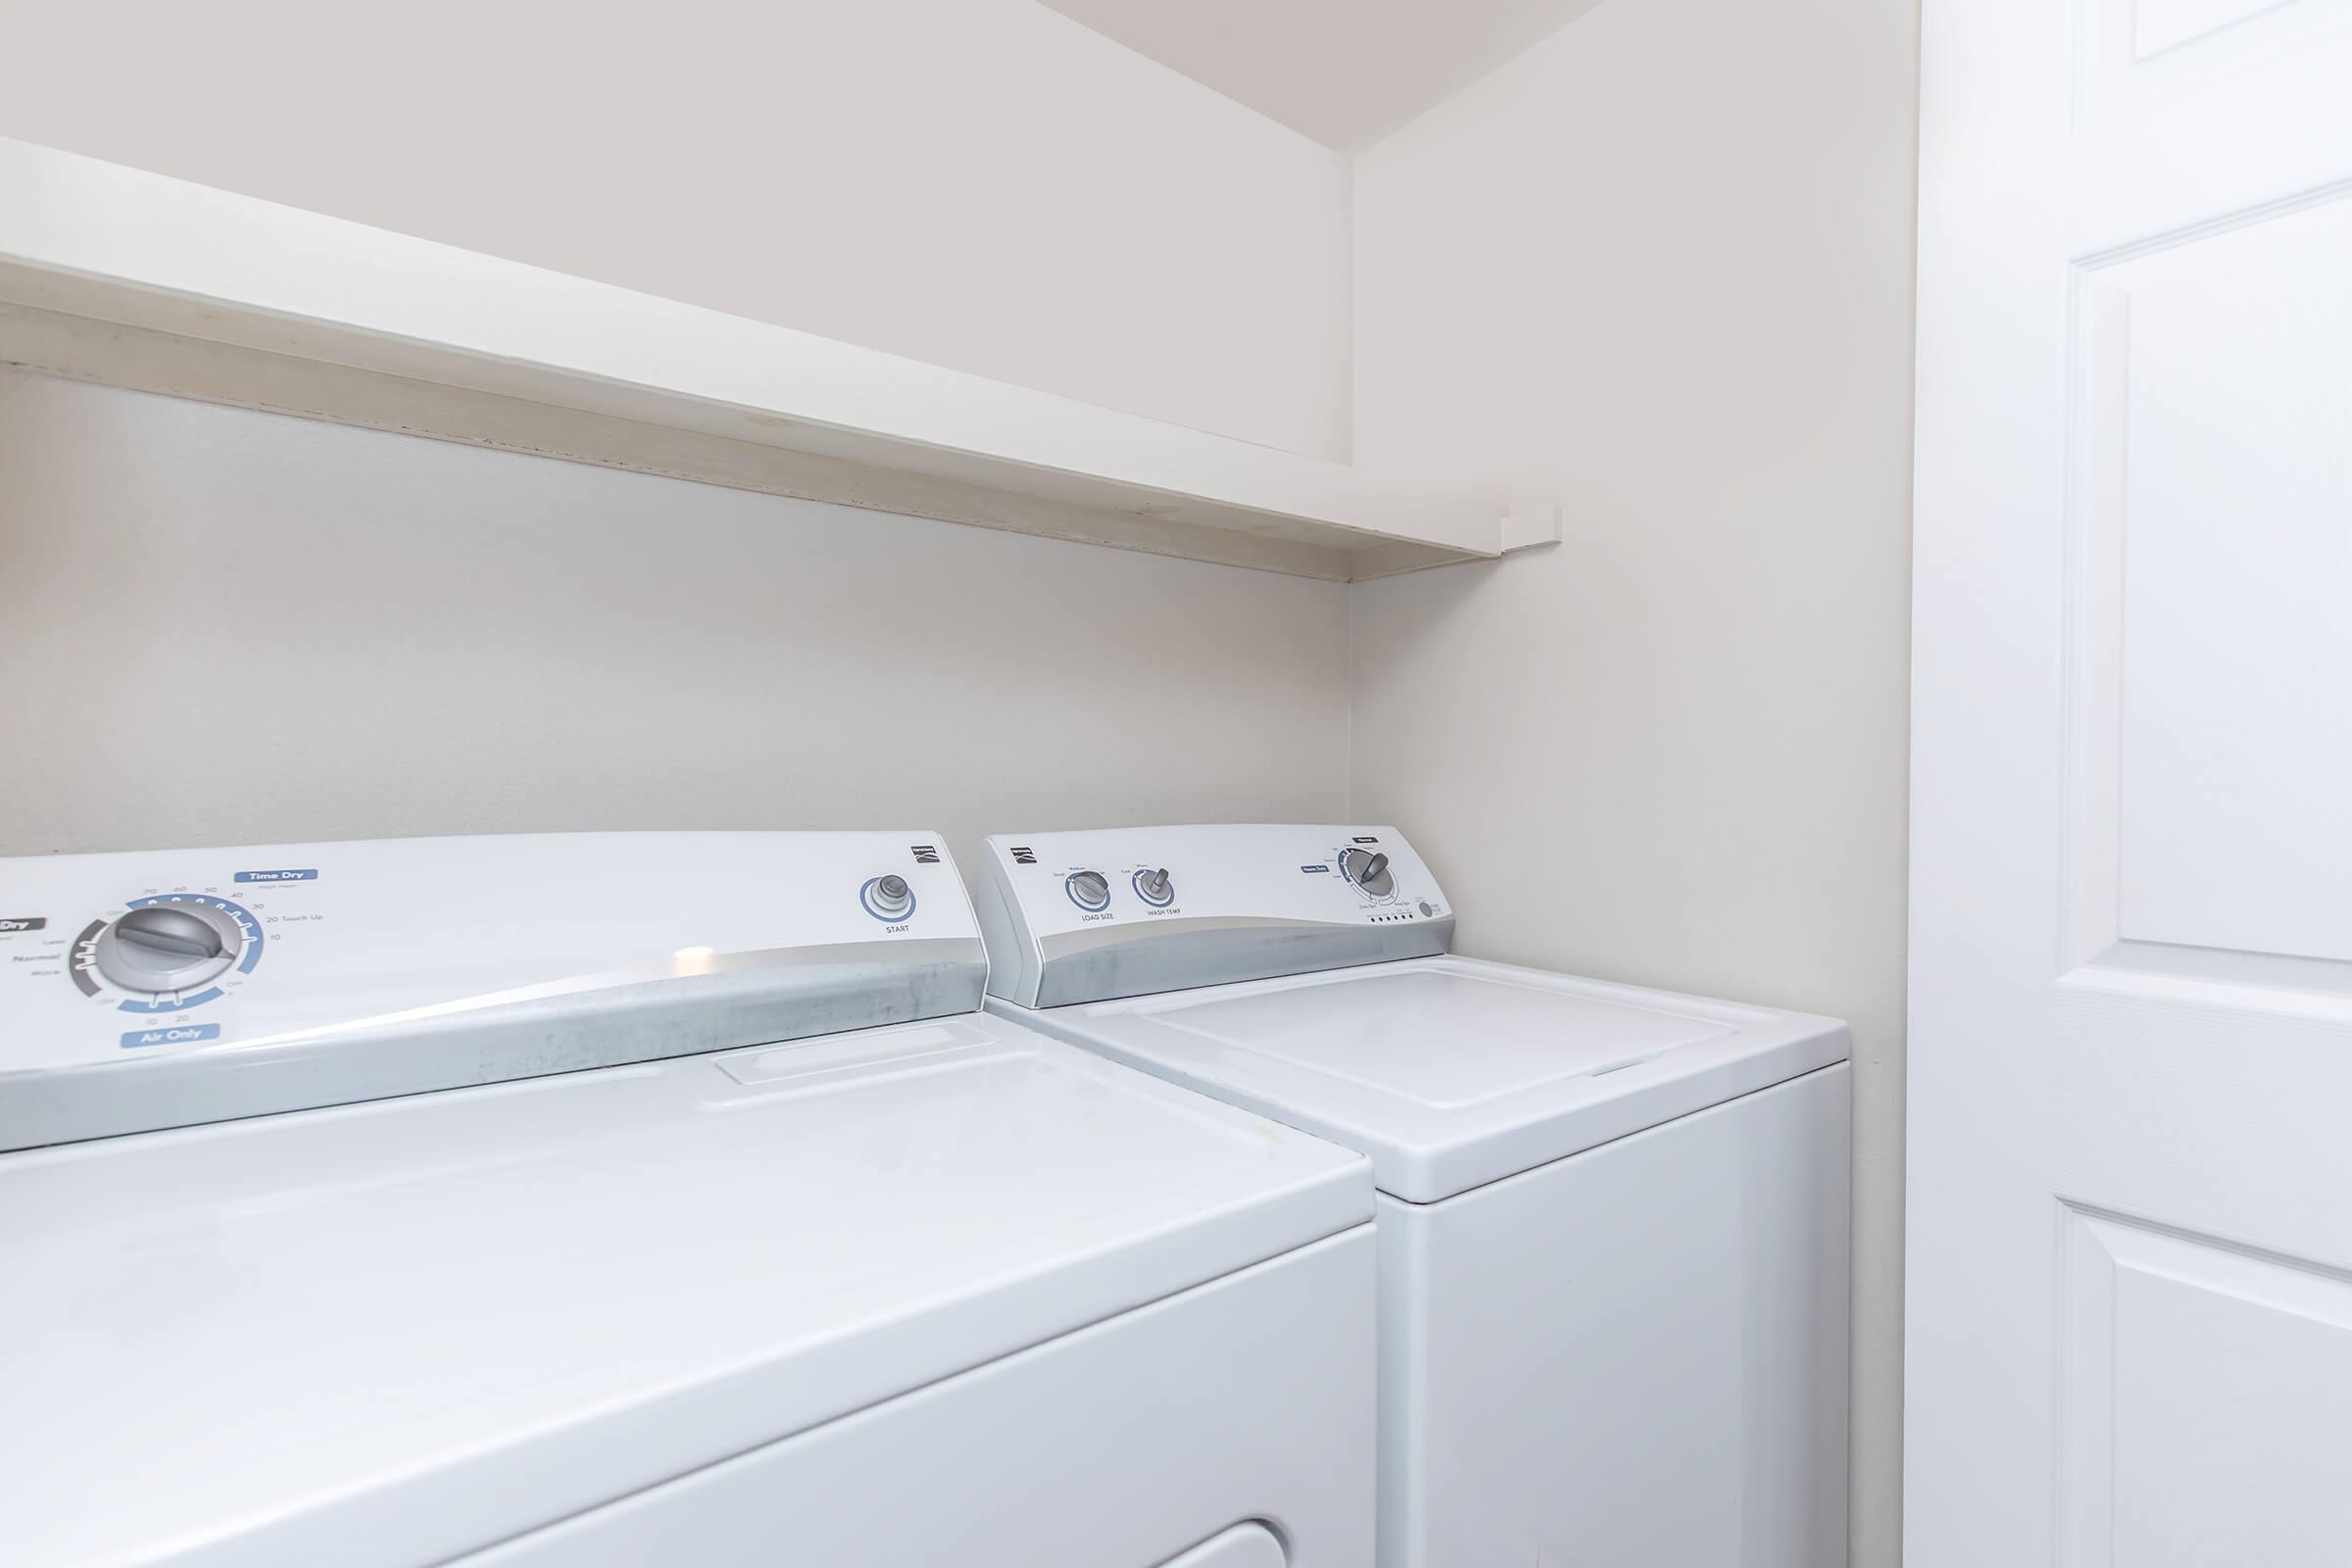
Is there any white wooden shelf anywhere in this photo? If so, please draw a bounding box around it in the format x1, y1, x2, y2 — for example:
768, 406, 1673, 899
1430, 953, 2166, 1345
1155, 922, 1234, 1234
0, 139, 1554, 582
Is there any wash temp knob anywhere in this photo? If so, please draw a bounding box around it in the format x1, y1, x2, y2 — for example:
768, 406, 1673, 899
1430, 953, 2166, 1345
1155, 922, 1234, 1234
1136, 867, 1174, 905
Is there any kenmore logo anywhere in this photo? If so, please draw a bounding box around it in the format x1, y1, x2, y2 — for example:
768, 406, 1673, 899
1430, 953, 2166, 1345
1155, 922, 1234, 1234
1010, 847, 1037, 865
909, 845, 941, 864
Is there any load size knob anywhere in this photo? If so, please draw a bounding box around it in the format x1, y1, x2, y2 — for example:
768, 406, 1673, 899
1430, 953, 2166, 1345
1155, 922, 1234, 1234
1065, 870, 1111, 911
95, 903, 241, 995
1338, 848, 1395, 897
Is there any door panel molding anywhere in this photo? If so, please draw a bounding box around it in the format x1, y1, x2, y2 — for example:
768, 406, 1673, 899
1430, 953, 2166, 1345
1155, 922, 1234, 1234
2057, 1202, 2352, 1566
2058, 183, 2352, 984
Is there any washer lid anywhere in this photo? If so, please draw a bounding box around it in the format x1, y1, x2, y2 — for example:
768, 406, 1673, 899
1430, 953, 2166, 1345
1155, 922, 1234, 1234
1009, 956, 1850, 1202
0, 1011, 1368, 1568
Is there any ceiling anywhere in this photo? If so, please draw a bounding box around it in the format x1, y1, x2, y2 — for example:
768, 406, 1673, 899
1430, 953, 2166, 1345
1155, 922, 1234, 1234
1037, 0, 1610, 153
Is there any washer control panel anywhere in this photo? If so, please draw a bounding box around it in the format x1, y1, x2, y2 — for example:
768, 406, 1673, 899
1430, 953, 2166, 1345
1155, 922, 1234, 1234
975, 825, 1455, 1007
985, 825, 1448, 937
0, 831, 980, 1080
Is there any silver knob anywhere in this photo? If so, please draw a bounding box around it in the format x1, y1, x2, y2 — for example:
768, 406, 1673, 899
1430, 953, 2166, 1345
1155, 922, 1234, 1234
1066, 870, 1111, 910
95, 903, 240, 995
1136, 867, 1173, 905
1338, 848, 1395, 897
865, 873, 913, 920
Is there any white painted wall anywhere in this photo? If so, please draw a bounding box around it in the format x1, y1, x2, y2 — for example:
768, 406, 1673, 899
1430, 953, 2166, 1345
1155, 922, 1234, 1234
0, 0, 1351, 460
1348, 3, 1918, 1563
0, 370, 1351, 859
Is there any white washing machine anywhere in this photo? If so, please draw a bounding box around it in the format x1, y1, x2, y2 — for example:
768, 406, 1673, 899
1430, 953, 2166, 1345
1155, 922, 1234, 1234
970, 824, 1852, 1568
0, 831, 1375, 1568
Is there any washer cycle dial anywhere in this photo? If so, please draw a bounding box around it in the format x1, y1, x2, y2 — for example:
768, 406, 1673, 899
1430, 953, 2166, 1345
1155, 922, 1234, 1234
1066, 871, 1112, 912
1338, 848, 1396, 898
95, 903, 242, 995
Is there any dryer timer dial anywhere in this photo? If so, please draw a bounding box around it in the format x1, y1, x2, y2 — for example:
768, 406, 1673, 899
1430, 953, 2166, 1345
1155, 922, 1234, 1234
95, 903, 242, 995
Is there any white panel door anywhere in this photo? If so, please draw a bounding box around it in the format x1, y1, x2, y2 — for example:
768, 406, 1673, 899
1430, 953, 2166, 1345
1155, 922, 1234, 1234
1908, 0, 2352, 1563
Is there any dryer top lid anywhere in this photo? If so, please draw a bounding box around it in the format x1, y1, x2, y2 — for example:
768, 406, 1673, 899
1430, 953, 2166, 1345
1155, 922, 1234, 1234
0, 1009, 1369, 1566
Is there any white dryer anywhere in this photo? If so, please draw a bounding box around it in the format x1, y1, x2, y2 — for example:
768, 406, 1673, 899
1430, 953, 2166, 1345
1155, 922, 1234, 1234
0, 831, 1374, 1568
971, 824, 1851, 1568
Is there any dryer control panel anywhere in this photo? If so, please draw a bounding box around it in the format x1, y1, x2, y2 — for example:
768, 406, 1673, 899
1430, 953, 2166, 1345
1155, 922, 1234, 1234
975, 824, 1455, 1009
0, 831, 984, 1151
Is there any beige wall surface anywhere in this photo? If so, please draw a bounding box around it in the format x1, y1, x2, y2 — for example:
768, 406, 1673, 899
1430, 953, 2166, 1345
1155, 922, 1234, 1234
1348, 1, 1919, 1561
0, 0, 1352, 460
0, 371, 1351, 860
